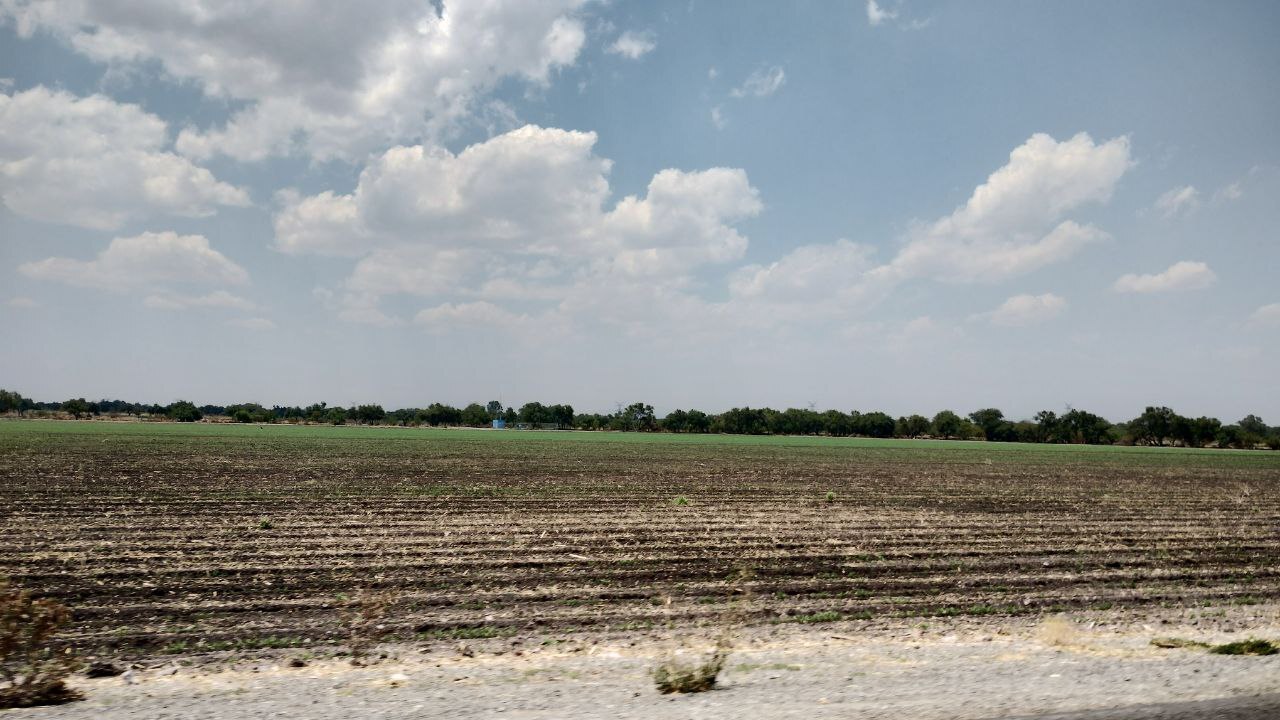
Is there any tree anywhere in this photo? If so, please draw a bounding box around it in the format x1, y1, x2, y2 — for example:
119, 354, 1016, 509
165, 400, 201, 423
854, 411, 896, 438
485, 400, 503, 419
0, 390, 34, 416
968, 408, 1013, 442
896, 414, 930, 438
615, 402, 656, 432
461, 403, 490, 427
1129, 406, 1178, 446
931, 410, 963, 439
1238, 414, 1268, 437
1058, 409, 1113, 445
60, 398, 91, 419
351, 404, 386, 424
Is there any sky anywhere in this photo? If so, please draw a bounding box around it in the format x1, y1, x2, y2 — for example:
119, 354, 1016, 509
1, 0, 1278, 421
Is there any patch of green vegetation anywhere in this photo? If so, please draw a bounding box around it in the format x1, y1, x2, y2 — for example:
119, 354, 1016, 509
1209, 638, 1278, 656
791, 610, 842, 624
417, 626, 515, 640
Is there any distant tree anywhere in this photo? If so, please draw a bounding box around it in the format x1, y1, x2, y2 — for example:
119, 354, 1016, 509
854, 411, 896, 438
351, 404, 386, 424
931, 410, 963, 439
1187, 416, 1221, 448
717, 407, 768, 435
165, 400, 202, 422
485, 400, 503, 419
614, 402, 656, 432
324, 407, 348, 425
1129, 406, 1178, 446
60, 398, 91, 419
1032, 411, 1059, 443
663, 409, 690, 433
303, 402, 329, 423
517, 402, 547, 424
0, 389, 35, 415
820, 410, 852, 437
968, 408, 1016, 442
684, 409, 712, 433
1058, 409, 1113, 445
1238, 414, 1268, 437
461, 403, 490, 427
896, 414, 930, 438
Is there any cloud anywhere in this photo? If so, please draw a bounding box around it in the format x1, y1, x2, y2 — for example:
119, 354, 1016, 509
19, 231, 248, 291
274, 125, 761, 324
607, 31, 655, 59
975, 293, 1067, 326
2, 2, 590, 161
1213, 182, 1243, 203
882, 132, 1131, 283
0, 87, 249, 229
710, 105, 726, 130
1247, 303, 1280, 328
142, 290, 254, 311
729, 239, 878, 303
1153, 185, 1200, 218
5, 296, 38, 308
415, 301, 523, 332
1113, 261, 1216, 293
227, 317, 275, 330
731, 66, 786, 98
866, 0, 899, 26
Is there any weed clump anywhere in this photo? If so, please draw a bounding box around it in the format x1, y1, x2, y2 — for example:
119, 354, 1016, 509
1209, 638, 1278, 656
652, 636, 731, 694
341, 589, 399, 665
0, 580, 82, 708
672, 496, 690, 507
1151, 637, 1209, 650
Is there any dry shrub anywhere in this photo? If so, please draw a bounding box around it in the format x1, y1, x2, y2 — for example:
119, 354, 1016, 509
652, 635, 731, 694
341, 588, 398, 665
1037, 615, 1078, 647
0, 580, 82, 708
651, 567, 751, 694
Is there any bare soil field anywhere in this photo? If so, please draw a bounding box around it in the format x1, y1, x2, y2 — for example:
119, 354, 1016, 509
2, 420, 1278, 667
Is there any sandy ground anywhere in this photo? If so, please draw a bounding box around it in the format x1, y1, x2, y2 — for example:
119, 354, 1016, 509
12, 607, 1280, 719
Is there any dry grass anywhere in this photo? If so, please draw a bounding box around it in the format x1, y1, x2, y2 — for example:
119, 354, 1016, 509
340, 589, 399, 666
1037, 615, 1079, 647
0, 579, 82, 709
652, 635, 731, 694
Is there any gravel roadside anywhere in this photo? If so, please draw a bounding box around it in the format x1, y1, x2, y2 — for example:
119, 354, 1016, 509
12, 606, 1280, 720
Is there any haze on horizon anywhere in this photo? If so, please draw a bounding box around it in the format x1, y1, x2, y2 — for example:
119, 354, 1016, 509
1, 1, 1277, 422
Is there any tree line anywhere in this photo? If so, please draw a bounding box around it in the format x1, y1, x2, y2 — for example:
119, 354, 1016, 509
1, 389, 1276, 450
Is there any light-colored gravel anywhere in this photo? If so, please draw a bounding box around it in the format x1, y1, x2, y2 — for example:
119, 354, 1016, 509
12, 606, 1280, 719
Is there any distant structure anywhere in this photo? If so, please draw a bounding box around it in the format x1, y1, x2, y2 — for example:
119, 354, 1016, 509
492, 419, 506, 429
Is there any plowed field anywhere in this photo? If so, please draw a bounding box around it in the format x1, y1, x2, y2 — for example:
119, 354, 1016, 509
3, 421, 1278, 659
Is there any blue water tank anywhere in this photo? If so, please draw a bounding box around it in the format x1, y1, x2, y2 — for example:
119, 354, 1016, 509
492, 419, 506, 429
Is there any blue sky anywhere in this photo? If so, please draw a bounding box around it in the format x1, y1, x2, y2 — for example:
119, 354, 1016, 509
1, 0, 1277, 421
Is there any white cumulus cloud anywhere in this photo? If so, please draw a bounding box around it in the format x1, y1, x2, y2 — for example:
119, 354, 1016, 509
2, 1, 590, 162
0, 87, 248, 229
1113, 261, 1217, 293
1153, 185, 1200, 218
607, 31, 656, 59
1247, 303, 1280, 327
882, 132, 1131, 283
142, 290, 254, 311
19, 231, 248, 291
274, 125, 761, 324
976, 293, 1067, 326
731, 66, 786, 98
866, 0, 898, 26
